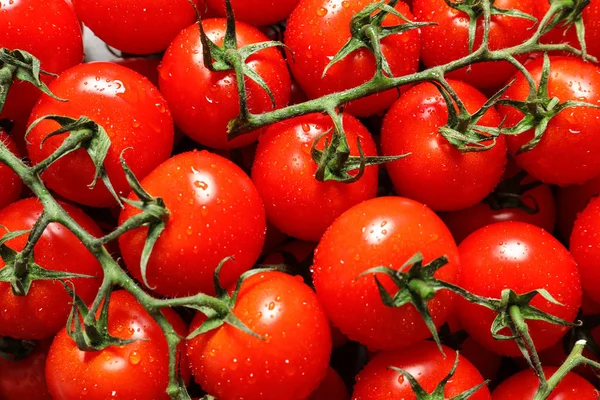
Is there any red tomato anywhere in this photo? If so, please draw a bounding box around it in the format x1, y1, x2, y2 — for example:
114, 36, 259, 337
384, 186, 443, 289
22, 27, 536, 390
0, 132, 23, 209
252, 113, 379, 242
460, 337, 503, 382
456, 222, 582, 356
159, 19, 291, 149
312, 197, 459, 351
352, 342, 491, 400
381, 80, 507, 211
46, 291, 189, 400
206, 0, 299, 26
492, 367, 598, 399
0, 340, 52, 400
413, 0, 540, 90
73, 0, 201, 54
308, 367, 349, 400
570, 196, 600, 306
26, 62, 174, 208
498, 56, 600, 185
118, 150, 266, 298
0, 198, 103, 340
556, 175, 600, 241
112, 58, 160, 87
186, 271, 332, 400
285, 0, 420, 117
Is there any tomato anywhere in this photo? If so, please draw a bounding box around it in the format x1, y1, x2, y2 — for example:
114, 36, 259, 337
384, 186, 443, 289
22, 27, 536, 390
413, 0, 540, 90
456, 222, 582, 356
498, 56, 600, 185
0, 132, 23, 210
352, 341, 491, 400
112, 58, 160, 87
159, 19, 291, 149
118, 150, 266, 298
72, 0, 201, 55
459, 337, 503, 382
206, 0, 299, 26
570, 196, 600, 306
46, 290, 189, 400
556, 175, 600, 241
26, 62, 174, 208
0, 340, 52, 400
252, 113, 379, 242
186, 271, 332, 400
312, 197, 459, 351
0, 198, 103, 340
308, 367, 349, 400
381, 80, 507, 212
285, 0, 420, 117
492, 367, 598, 399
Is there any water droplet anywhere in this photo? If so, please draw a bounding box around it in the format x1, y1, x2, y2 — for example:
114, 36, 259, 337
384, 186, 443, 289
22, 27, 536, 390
342, 0, 350, 7
268, 302, 275, 310
316, 7, 328, 16
132, 119, 140, 128
129, 351, 141, 365
155, 103, 166, 113
194, 180, 208, 190
397, 375, 405, 384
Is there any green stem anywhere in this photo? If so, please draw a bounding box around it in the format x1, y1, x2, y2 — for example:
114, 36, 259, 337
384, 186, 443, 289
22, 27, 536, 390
509, 305, 547, 382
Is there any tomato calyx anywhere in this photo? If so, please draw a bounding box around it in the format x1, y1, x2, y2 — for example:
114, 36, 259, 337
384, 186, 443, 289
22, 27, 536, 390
0, 48, 66, 114
0, 337, 36, 361
390, 351, 490, 399
483, 171, 543, 214
542, 0, 591, 57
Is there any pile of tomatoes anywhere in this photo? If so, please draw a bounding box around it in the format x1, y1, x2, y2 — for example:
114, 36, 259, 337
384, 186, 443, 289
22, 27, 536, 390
2, 0, 600, 399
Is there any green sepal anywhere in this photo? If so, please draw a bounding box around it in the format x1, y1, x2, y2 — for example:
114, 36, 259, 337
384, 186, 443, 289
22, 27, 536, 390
541, 0, 590, 57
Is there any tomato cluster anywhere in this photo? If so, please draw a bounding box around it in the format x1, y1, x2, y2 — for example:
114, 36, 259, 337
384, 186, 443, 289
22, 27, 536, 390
2, 0, 600, 399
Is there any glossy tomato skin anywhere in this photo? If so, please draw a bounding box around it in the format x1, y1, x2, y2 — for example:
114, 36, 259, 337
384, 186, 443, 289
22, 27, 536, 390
112, 58, 161, 87
308, 367, 349, 400
0, 198, 103, 340
73, 0, 201, 54
46, 291, 189, 400
456, 222, 582, 356
499, 57, 600, 185
353, 342, 491, 400
570, 196, 600, 306
413, 0, 539, 90
186, 271, 332, 400
27, 62, 174, 208
252, 113, 379, 242
556, 175, 600, 241
159, 19, 291, 149
207, 0, 299, 26
312, 197, 459, 351
492, 367, 598, 399
0, 340, 52, 400
0, 132, 23, 210
381, 80, 507, 211
285, 0, 420, 117
119, 151, 266, 298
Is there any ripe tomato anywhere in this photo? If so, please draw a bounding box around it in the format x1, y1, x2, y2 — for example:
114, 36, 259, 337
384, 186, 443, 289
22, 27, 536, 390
112, 58, 160, 87
352, 341, 491, 400
498, 56, 600, 185
0, 198, 103, 340
312, 197, 459, 351
308, 367, 349, 400
556, 175, 600, 241
72, 0, 201, 54
186, 271, 332, 400
492, 367, 598, 399
118, 150, 266, 298
381, 80, 507, 211
252, 113, 379, 242
159, 19, 291, 149
413, 0, 540, 90
0, 132, 23, 210
285, 0, 420, 117
206, 0, 299, 26
456, 222, 582, 356
0, 340, 52, 400
46, 290, 189, 400
570, 196, 600, 306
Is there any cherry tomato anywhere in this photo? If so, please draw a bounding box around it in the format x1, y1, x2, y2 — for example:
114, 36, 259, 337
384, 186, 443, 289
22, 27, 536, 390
186, 271, 332, 400
570, 196, 600, 306
308, 367, 349, 400
352, 341, 491, 400
381, 80, 507, 211
413, 0, 540, 90
556, 175, 600, 241
118, 150, 266, 298
312, 197, 459, 351
0, 131, 23, 210
0, 198, 103, 340
456, 222, 582, 356
498, 56, 600, 185
0, 340, 52, 400
206, 0, 299, 26
27, 62, 174, 208
46, 290, 189, 400
252, 113, 379, 242
285, 0, 420, 117
159, 19, 291, 149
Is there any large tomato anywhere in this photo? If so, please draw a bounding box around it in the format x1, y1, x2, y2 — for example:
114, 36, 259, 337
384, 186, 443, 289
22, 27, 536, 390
556, 175, 600, 241
0, 198, 103, 340
570, 196, 600, 306
312, 197, 459, 351
285, 0, 420, 117
26, 62, 174, 208
456, 222, 582, 356
118, 150, 266, 298
252, 113, 379, 242
381, 80, 506, 211
46, 291, 189, 400
206, 0, 299, 26
0, 340, 52, 400
186, 271, 332, 400
0, 132, 23, 210
159, 19, 291, 149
